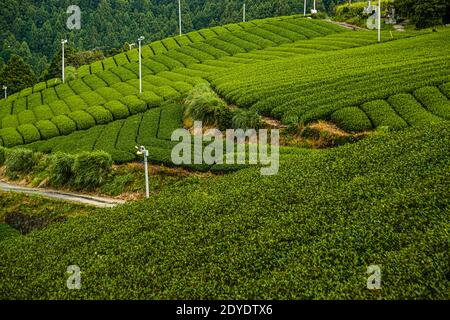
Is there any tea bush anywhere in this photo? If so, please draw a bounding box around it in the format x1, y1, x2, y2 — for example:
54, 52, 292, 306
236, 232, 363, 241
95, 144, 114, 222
72, 151, 113, 190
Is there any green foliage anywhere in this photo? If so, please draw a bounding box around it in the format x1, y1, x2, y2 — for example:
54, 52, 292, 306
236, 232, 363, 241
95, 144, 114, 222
331, 107, 373, 132
0, 146, 8, 165
140, 92, 164, 108
51, 115, 77, 136
361, 100, 408, 131
395, 0, 448, 28
72, 151, 112, 190
184, 84, 229, 126
33, 104, 54, 121
68, 111, 96, 130
103, 100, 130, 120
47, 152, 75, 186
231, 109, 262, 130
211, 30, 450, 128
1, 123, 449, 299
0, 128, 23, 147
0, 54, 36, 95
5, 148, 39, 177
1, 115, 19, 128
86, 106, 114, 125
120, 96, 147, 115
17, 124, 41, 144
17, 110, 36, 125
414, 86, 450, 120
387, 93, 442, 126
35, 120, 60, 140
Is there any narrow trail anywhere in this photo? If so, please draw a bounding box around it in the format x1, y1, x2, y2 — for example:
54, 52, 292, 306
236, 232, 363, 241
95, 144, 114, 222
0, 181, 125, 208
325, 19, 368, 31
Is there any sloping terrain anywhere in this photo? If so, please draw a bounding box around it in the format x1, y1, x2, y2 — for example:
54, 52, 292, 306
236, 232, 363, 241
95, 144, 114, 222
211, 29, 450, 130
0, 122, 448, 299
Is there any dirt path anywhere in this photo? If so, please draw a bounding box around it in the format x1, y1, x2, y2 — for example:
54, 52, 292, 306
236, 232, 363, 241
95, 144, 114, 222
325, 19, 368, 31
0, 182, 125, 208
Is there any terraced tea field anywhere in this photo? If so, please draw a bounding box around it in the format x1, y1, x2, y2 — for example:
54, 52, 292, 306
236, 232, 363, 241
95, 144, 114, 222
0, 15, 442, 167
211, 29, 450, 131
0, 13, 449, 301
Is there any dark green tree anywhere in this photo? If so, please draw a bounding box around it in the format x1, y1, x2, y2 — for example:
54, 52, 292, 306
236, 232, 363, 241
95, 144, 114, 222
0, 54, 37, 94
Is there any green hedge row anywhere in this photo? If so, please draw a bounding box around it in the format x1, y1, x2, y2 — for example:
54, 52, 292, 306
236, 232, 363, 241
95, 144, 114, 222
149, 41, 168, 55
120, 95, 147, 115
142, 58, 169, 73
86, 106, 114, 125
33, 105, 54, 121
151, 54, 185, 70
83, 74, 108, 90
96, 70, 122, 86
331, 106, 373, 132
95, 87, 123, 101
68, 111, 96, 130
388, 93, 442, 127
51, 115, 77, 136
17, 124, 41, 144
414, 86, 450, 120
361, 100, 408, 131
62, 95, 88, 112
35, 120, 60, 140
51, 99, 74, 114
103, 100, 130, 120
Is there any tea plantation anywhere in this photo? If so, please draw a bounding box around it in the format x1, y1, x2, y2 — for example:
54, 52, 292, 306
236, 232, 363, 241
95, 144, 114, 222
0, 15, 449, 300
0, 122, 448, 299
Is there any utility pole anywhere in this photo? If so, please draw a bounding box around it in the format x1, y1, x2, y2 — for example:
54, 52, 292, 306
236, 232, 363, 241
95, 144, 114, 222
136, 146, 150, 198
61, 39, 68, 83
304, 0, 307, 16
138, 36, 145, 94
178, 0, 182, 36
2, 85, 7, 99
378, 0, 381, 42
243, 3, 246, 22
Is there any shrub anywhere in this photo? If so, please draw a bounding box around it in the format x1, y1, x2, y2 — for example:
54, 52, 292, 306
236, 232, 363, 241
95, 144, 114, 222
231, 109, 262, 130
83, 74, 107, 90
5, 148, 39, 177
33, 104, 54, 121
1, 115, 19, 128
184, 83, 228, 126
0, 128, 24, 147
80, 91, 106, 107
63, 95, 88, 112
120, 95, 147, 115
103, 100, 130, 120
360, 100, 408, 131
49, 100, 72, 115
68, 111, 96, 130
17, 124, 41, 144
51, 115, 77, 135
86, 106, 114, 125
0, 146, 8, 165
35, 120, 60, 140
95, 87, 123, 101
18, 110, 37, 125
331, 107, 373, 132
48, 152, 75, 186
140, 91, 164, 108
72, 151, 113, 190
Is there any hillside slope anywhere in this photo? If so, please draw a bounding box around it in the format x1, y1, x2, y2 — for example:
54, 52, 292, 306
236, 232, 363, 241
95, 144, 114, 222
211, 29, 450, 129
0, 122, 448, 299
